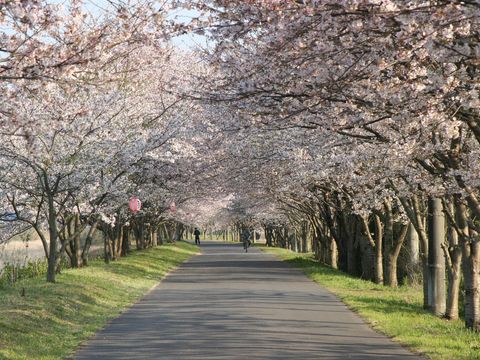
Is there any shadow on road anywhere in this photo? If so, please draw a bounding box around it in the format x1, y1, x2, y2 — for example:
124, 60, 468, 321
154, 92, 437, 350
75, 241, 424, 360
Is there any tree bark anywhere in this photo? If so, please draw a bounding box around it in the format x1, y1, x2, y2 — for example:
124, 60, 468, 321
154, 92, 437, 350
73, 213, 82, 268
122, 227, 130, 255
329, 238, 338, 269
443, 200, 462, 320
82, 220, 98, 266
46, 193, 58, 283
374, 214, 384, 285
116, 225, 124, 258
455, 198, 480, 330
383, 200, 395, 287
427, 197, 446, 316
408, 223, 420, 266
359, 214, 377, 282
152, 227, 158, 246
399, 195, 429, 308
389, 224, 408, 288
347, 218, 358, 276
465, 241, 480, 331
104, 233, 111, 264
445, 244, 462, 320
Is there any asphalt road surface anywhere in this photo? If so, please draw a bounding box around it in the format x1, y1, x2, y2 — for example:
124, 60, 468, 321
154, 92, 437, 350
74, 241, 423, 360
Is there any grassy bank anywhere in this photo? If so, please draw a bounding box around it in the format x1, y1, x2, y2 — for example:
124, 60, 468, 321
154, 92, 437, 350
0, 241, 198, 360
262, 246, 480, 360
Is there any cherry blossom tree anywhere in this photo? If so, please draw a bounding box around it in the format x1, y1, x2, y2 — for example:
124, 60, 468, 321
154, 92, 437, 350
0, 36, 198, 281
1, 0, 480, 332
176, 0, 480, 330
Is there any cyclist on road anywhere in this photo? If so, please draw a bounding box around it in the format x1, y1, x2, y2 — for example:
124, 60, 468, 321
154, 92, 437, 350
241, 228, 252, 252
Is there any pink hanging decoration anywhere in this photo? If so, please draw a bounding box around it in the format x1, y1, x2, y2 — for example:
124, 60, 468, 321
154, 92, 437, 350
129, 197, 142, 213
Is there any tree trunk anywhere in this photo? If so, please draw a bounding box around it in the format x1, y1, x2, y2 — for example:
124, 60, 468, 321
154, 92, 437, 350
122, 228, 130, 256
383, 200, 395, 287
346, 217, 358, 276
455, 196, 480, 330
463, 241, 480, 330
427, 197, 446, 316
104, 234, 111, 264
156, 225, 163, 245
408, 223, 420, 267
390, 224, 408, 287
446, 245, 462, 320
329, 238, 338, 269
152, 227, 158, 246
82, 220, 98, 266
116, 225, 124, 258
382, 197, 409, 288
399, 195, 429, 308
110, 230, 117, 260
302, 222, 308, 253
134, 228, 140, 249
359, 215, 376, 282
46, 194, 58, 283
374, 214, 384, 285
404, 223, 421, 285
73, 213, 82, 268
444, 201, 462, 320
142, 223, 147, 248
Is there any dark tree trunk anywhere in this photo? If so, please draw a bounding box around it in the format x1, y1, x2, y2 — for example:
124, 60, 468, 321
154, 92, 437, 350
82, 220, 98, 266
455, 198, 480, 330
347, 218, 358, 276
46, 193, 58, 283
72, 214, 82, 268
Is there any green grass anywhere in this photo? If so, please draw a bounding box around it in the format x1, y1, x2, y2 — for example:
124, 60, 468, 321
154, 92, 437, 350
261, 246, 480, 360
0, 241, 198, 360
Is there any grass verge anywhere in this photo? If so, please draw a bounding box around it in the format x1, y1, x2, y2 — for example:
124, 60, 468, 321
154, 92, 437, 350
0, 241, 198, 360
261, 246, 480, 360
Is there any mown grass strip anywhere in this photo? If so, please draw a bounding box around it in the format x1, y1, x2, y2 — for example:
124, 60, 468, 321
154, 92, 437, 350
0, 241, 198, 360
261, 246, 480, 360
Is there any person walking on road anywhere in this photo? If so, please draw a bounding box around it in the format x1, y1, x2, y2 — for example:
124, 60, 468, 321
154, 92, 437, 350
194, 228, 201, 245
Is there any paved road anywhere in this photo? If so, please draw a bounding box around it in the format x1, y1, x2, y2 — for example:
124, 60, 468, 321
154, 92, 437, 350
75, 242, 423, 360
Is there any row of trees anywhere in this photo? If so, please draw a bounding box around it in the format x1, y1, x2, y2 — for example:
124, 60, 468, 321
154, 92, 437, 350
178, 0, 480, 331
0, 1, 229, 282
2, 0, 480, 334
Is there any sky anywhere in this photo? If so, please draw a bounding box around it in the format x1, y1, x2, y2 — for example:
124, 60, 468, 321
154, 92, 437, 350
81, 0, 209, 50
168, 6, 209, 50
